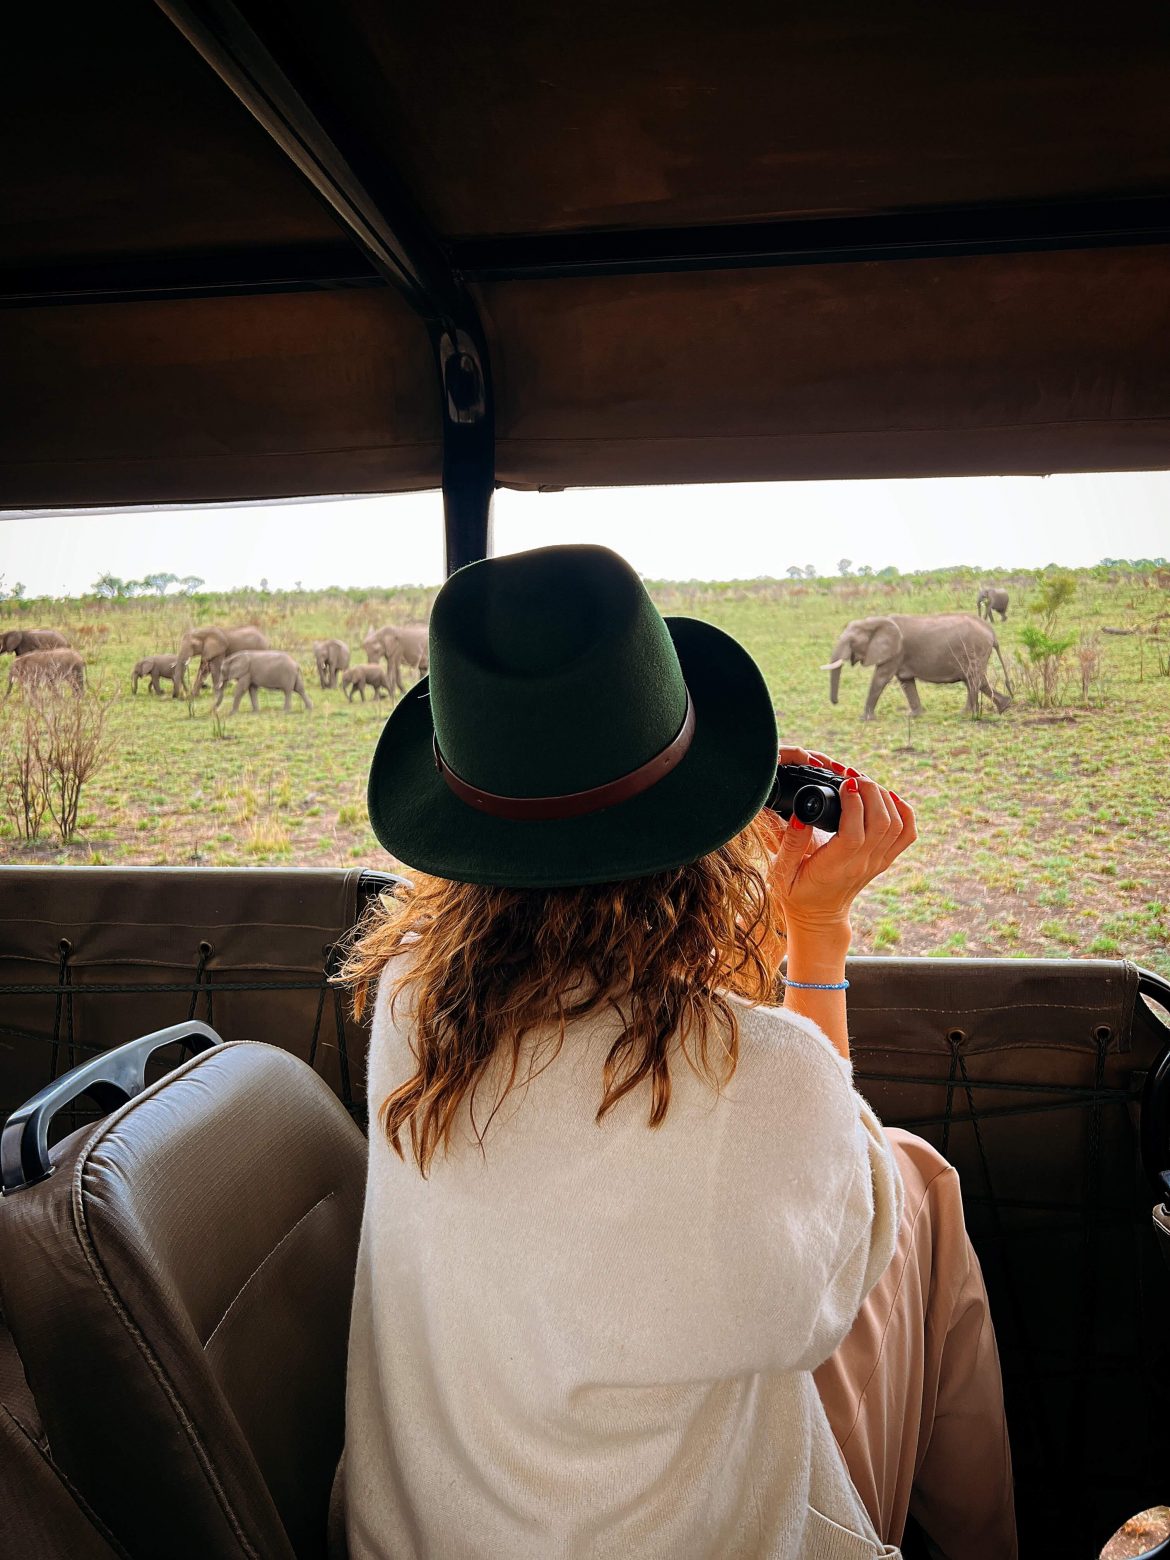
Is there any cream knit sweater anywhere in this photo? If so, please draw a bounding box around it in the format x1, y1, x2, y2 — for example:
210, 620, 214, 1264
342, 966, 903, 1560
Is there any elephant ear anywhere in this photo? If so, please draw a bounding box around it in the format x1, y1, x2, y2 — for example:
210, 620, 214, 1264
860, 617, 903, 666
203, 629, 229, 658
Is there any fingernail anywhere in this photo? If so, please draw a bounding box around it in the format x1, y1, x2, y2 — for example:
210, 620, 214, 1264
830, 761, 845, 774
845, 777, 859, 793
845, 767, 860, 778
790, 815, 806, 830
890, 790, 902, 803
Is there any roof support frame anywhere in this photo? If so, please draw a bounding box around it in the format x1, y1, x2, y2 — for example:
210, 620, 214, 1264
452, 195, 1170, 281
0, 246, 381, 309
151, 0, 494, 574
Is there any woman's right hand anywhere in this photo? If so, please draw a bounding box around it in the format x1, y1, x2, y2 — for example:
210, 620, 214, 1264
761, 746, 917, 936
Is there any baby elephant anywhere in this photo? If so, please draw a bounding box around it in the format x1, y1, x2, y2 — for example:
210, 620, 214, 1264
313, 638, 350, 689
6, 647, 85, 697
215, 650, 312, 714
132, 654, 185, 697
341, 663, 392, 701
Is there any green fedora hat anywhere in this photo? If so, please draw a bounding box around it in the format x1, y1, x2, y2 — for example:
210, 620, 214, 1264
367, 545, 778, 887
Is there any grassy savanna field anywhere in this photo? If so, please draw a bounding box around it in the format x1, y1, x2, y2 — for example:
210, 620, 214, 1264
1, 568, 1168, 975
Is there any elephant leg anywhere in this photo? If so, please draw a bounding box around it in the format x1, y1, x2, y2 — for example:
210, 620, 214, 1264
228, 682, 243, 714
980, 674, 1013, 713
298, 680, 312, 711
897, 677, 925, 716
863, 669, 895, 720
283, 688, 293, 712
247, 684, 260, 713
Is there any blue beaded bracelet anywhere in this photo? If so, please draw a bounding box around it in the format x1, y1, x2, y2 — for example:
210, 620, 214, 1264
782, 978, 850, 991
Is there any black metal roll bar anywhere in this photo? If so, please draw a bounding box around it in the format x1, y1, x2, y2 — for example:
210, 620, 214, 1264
150, 0, 494, 576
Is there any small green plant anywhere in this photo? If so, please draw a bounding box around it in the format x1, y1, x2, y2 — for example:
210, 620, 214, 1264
1016, 624, 1076, 707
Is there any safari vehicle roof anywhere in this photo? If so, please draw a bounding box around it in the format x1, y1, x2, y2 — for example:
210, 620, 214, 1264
5, 1, 1170, 567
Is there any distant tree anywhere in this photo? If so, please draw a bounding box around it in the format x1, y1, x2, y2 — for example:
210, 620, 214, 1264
803, 564, 817, 579
92, 573, 127, 599
259, 577, 270, 593
857, 563, 874, 578
877, 565, 899, 580
786, 565, 804, 580
178, 576, 205, 595
838, 558, 853, 576
141, 571, 179, 595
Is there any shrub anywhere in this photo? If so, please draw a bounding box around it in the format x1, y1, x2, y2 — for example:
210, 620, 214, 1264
1016, 624, 1076, 707
0, 683, 112, 843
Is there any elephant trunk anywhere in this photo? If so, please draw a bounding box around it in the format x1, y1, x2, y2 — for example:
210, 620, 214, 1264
821, 637, 849, 704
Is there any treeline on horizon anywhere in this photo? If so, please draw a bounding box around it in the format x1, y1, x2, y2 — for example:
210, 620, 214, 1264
0, 556, 1167, 609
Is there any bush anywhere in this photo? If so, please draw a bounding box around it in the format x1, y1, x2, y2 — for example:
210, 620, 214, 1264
0, 683, 112, 843
1016, 624, 1076, 708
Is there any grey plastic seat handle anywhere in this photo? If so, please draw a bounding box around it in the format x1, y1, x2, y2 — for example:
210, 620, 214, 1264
1, 1021, 222, 1194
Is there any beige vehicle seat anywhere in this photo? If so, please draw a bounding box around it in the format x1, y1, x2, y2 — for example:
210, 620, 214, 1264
0, 1028, 365, 1559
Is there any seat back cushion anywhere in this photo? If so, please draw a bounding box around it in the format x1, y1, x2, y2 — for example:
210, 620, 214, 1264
0, 1312, 127, 1558
0, 1043, 366, 1560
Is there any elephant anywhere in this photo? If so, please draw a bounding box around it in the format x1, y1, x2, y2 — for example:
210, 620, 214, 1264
977, 586, 1010, 622
6, 648, 85, 697
1, 628, 70, 655
214, 651, 312, 714
362, 623, 428, 694
131, 654, 185, 696
176, 624, 269, 697
313, 638, 351, 689
822, 614, 1013, 720
341, 663, 393, 701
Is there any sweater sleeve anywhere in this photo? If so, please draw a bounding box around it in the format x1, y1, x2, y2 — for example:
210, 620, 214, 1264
704, 1008, 904, 1377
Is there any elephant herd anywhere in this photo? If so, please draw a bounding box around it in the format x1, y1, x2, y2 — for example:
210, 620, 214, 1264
5, 588, 1011, 722
128, 620, 429, 714
1, 628, 85, 697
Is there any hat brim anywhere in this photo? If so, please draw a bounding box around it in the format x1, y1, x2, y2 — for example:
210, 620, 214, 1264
366, 617, 778, 888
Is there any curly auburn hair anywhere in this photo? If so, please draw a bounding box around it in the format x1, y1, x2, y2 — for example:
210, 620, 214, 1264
337, 819, 784, 1175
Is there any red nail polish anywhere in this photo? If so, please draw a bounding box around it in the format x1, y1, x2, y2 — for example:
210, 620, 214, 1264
790, 815, 806, 830
830, 761, 845, 774
845, 767, 860, 779
845, 777, 859, 793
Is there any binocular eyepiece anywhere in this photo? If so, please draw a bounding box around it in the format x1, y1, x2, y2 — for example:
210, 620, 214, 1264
765, 764, 845, 833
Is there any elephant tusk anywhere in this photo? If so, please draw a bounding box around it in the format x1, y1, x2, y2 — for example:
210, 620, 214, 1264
820, 659, 845, 671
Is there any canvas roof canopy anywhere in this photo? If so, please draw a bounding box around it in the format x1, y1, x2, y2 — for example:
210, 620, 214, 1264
5, 0, 1170, 564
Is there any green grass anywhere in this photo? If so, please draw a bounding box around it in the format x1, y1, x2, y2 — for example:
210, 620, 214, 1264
1, 569, 1168, 974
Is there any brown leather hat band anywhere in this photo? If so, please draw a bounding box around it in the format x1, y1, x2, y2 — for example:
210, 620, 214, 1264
433, 690, 696, 821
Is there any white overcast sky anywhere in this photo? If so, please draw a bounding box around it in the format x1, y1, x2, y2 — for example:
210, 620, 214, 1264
1, 471, 1168, 596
